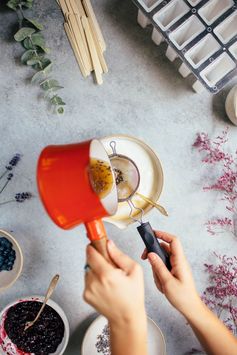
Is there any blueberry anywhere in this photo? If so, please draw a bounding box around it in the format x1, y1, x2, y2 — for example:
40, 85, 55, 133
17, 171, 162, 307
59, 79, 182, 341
0, 238, 12, 248
10, 250, 15, 257
6, 265, 12, 271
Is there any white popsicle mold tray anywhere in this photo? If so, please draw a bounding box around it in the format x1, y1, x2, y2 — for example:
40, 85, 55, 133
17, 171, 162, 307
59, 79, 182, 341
133, 0, 237, 93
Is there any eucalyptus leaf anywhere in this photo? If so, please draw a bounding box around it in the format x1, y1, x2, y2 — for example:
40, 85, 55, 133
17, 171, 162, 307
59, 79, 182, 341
32, 58, 51, 71
7, 0, 19, 10
21, 49, 36, 64
27, 58, 40, 66
50, 95, 66, 106
23, 37, 35, 50
22, 0, 34, 9
43, 62, 53, 75
31, 33, 49, 52
31, 70, 46, 84
14, 27, 35, 42
25, 18, 44, 30
57, 107, 64, 114
40, 79, 59, 91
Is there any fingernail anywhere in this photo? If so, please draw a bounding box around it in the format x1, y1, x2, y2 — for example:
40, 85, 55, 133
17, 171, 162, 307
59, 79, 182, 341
148, 253, 157, 263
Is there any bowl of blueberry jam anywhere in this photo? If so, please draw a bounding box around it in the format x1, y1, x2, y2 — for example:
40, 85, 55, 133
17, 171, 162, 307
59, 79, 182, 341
0, 229, 23, 292
0, 296, 70, 355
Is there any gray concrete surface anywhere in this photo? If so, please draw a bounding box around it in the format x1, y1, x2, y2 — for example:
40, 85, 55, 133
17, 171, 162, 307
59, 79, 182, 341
0, 0, 237, 354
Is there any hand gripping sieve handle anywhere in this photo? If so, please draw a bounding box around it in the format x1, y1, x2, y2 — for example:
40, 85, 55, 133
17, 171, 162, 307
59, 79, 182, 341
137, 222, 171, 271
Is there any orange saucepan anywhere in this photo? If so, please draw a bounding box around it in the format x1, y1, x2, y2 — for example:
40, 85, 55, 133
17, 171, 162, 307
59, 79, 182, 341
37, 139, 118, 261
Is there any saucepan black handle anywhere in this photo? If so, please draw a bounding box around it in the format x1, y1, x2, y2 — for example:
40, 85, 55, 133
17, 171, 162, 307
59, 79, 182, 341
137, 222, 171, 271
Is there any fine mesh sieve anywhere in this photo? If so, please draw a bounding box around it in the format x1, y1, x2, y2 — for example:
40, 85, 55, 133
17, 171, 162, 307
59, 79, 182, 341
109, 141, 140, 203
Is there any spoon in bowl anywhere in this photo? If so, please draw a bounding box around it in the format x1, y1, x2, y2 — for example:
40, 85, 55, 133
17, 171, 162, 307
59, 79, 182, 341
24, 274, 60, 331
135, 192, 168, 217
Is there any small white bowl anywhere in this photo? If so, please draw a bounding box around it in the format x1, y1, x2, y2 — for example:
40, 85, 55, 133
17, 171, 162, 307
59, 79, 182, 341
81, 315, 166, 355
0, 229, 23, 292
225, 85, 237, 125
0, 296, 70, 355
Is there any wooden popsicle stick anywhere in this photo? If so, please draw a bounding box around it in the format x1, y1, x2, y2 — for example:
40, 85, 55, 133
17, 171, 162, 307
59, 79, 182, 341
68, 0, 92, 69
82, 0, 106, 52
81, 15, 103, 85
58, 0, 70, 20
74, 0, 87, 16
68, 13, 92, 73
64, 23, 88, 77
87, 17, 108, 73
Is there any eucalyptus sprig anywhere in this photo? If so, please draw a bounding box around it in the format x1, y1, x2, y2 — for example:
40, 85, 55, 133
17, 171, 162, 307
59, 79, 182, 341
7, 0, 66, 114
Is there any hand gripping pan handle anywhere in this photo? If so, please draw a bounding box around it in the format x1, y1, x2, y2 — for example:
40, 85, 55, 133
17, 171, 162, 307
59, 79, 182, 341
137, 222, 171, 271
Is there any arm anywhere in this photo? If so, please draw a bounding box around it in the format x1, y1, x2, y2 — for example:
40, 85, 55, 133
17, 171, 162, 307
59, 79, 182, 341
84, 241, 148, 355
142, 231, 237, 355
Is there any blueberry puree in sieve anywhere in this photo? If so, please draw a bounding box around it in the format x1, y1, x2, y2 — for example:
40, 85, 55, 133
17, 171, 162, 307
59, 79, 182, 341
4, 301, 65, 355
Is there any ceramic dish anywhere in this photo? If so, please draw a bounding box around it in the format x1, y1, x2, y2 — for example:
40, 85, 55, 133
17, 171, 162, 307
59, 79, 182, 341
81, 314, 166, 355
0, 296, 70, 355
0, 229, 23, 292
101, 135, 164, 229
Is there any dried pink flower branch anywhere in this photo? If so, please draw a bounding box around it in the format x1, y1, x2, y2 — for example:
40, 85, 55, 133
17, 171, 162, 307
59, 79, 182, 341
202, 254, 237, 336
193, 129, 237, 236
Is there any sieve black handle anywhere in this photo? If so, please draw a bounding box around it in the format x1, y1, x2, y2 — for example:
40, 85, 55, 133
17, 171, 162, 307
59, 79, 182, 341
137, 222, 171, 271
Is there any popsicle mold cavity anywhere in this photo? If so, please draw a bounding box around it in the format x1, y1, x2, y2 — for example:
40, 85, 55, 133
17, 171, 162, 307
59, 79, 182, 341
198, 0, 234, 25
200, 53, 236, 86
229, 41, 237, 59
153, 0, 190, 30
214, 12, 237, 43
185, 34, 221, 68
170, 16, 205, 49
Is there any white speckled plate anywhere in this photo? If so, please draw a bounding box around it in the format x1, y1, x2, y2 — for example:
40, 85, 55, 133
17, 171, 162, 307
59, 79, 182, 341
101, 135, 164, 229
81, 315, 166, 355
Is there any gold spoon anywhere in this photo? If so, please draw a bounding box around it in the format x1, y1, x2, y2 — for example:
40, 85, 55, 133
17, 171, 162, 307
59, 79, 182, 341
135, 192, 168, 217
24, 274, 60, 331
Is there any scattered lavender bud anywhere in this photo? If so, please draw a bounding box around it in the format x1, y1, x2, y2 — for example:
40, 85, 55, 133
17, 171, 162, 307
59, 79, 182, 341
7, 173, 13, 181
15, 192, 32, 203
6, 154, 21, 170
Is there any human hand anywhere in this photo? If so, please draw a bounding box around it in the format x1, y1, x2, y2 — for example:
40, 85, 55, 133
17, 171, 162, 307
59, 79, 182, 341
141, 231, 201, 317
84, 240, 146, 326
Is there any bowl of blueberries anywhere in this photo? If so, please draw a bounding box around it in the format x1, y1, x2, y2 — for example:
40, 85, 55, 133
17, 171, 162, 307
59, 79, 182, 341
0, 229, 23, 292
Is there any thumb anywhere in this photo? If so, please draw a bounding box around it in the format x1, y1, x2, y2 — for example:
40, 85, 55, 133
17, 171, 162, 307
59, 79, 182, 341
107, 240, 134, 273
148, 253, 172, 285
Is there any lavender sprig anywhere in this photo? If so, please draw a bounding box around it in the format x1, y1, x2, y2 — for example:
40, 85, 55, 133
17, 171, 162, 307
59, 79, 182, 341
0, 154, 32, 207
0, 192, 33, 206
0, 154, 21, 181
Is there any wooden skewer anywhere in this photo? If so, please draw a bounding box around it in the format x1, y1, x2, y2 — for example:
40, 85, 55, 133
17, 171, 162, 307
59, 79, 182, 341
81, 15, 103, 85
64, 22, 88, 77
82, 0, 106, 52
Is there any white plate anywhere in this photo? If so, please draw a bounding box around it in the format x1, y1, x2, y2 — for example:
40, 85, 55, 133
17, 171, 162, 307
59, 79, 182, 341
101, 135, 164, 229
0, 296, 70, 355
0, 230, 23, 292
81, 315, 166, 355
